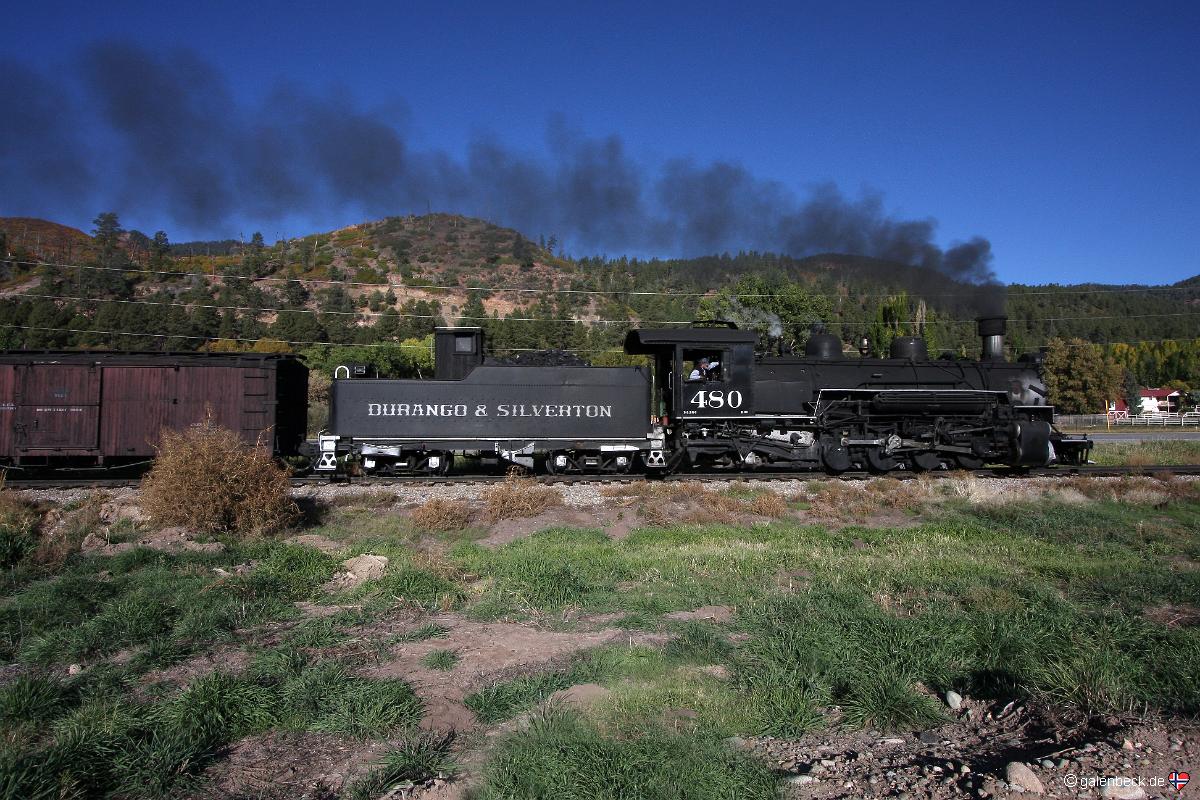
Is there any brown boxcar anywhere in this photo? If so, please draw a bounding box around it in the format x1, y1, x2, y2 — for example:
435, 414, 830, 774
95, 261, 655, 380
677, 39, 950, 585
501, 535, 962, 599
0, 351, 307, 469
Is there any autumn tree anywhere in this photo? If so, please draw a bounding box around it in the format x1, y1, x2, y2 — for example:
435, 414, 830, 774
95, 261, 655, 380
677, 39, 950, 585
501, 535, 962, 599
1042, 338, 1123, 414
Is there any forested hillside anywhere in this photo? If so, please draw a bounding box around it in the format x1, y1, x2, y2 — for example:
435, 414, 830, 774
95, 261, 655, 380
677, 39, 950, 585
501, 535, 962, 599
2, 212, 1197, 413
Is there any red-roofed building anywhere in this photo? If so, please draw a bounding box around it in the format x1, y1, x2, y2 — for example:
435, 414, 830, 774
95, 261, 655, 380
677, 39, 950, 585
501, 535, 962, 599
1111, 388, 1181, 415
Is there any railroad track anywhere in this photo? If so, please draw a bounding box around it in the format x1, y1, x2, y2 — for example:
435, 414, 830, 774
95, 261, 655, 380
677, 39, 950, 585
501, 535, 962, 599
5, 463, 1200, 491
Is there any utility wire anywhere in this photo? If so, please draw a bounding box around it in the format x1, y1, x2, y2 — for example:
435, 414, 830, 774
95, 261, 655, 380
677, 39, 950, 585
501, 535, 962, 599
8, 258, 1200, 300
0, 323, 627, 353
7, 290, 1200, 328
2, 322, 1195, 355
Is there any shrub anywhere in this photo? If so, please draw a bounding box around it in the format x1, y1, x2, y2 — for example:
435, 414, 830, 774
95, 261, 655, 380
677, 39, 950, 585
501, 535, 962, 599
139, 417, 299, 535
411, 498, 474, 531
482, 474, 562, 523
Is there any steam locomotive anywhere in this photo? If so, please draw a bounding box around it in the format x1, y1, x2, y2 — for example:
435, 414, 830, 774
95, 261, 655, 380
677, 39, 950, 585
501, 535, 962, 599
315, 316, 1092, 475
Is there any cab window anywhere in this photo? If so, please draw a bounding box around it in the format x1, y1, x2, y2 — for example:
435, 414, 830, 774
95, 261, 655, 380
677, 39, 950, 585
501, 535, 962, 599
681, 349, 725, 382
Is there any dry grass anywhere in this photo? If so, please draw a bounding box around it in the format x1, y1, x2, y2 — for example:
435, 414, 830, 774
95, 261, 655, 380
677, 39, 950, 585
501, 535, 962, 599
140, 416, 299, 536
807, 478, 928, 520
0, 488, 41, 568
33, 493, 105, 567
482, 473, 563, 523
1059, 475, 1199, 504
602, 481, 788, 524
747, 491, 788, 518
411, 498, 475, 531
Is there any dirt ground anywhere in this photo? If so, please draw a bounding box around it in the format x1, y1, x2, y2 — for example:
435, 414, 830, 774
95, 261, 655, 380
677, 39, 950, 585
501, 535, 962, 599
357, 615, 636, 733
752, 697, 1198, 799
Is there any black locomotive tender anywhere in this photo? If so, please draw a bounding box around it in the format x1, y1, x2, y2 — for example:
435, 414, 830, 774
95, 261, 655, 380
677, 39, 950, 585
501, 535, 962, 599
317, 316, 1091, 475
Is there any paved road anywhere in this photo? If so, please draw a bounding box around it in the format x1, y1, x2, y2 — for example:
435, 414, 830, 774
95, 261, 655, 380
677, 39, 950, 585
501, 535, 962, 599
1082, 431, 1200, 442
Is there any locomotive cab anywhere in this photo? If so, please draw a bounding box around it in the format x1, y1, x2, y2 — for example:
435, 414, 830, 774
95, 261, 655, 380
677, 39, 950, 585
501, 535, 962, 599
624, 326, 758, 421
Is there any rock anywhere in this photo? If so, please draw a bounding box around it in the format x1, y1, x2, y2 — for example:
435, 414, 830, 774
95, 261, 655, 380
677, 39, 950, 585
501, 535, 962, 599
100, 500, 148, 524
1057, 759, 1069, 769
1099, 782, 1146, 799
664, 605, 734, 622
1169, 742, 1182, 752
881, 737, 907, 745
1040, 759, 1054, 769
1005, 762, 1045, 795
547, 683, 613, 710
819, 759, 836, 768
67, 663, 82, 675
918, 731, 939, 745
322, 554, 388, 591
787, 774, 819, 785
945, 690, 963, 710
724, 736, 746, 749
1122, 738, 1135, 750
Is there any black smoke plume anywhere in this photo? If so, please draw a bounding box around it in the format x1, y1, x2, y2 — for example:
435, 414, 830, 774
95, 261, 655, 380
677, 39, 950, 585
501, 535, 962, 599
1, 41, 1003, 304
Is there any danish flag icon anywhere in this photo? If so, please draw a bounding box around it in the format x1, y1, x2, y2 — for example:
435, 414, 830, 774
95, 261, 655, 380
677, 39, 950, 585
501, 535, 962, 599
1168, 771, 1190, 791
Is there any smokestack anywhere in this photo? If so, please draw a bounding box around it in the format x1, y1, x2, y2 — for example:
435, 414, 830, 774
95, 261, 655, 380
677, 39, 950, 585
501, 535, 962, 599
978, 316, 1006, 361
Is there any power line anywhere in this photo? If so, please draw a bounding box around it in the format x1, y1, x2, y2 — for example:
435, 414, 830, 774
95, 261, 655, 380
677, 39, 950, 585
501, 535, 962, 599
7, 290, 1200, 329
8, 258, 1199, 301
2, 322, 1194, 356
0, 323, 627, 354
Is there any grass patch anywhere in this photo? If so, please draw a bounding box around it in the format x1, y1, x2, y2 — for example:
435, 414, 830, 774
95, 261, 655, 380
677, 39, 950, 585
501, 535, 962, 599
0, 540, 342, 664
465, 646, 666, 724
422, 649, 460, 671
0, 650, 423, 798
394, 623, 451, 643
457, 497, 1200, 727
1090, 439, 1200, 466
346, 733, 457, 800
475, 710, 777, 800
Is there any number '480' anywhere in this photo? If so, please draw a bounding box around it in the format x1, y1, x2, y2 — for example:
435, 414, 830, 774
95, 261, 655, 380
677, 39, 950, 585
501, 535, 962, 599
689, 390, 743, 409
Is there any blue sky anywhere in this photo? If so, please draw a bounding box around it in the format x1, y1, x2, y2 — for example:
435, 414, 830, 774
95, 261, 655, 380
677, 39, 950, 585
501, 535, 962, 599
4, 0, 1198, 285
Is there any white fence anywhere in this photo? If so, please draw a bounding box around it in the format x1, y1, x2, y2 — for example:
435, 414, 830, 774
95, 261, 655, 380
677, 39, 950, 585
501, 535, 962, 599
1056, 412, 1200, 429
1108, 411, 1200, 426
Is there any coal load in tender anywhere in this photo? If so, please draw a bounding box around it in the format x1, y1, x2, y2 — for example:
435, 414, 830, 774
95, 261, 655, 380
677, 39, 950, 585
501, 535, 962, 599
487, 350, 591, 367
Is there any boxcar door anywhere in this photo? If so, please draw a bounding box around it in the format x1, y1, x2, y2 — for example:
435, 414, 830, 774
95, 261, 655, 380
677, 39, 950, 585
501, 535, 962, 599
100, 367, 177, 456
15, 365, 101, 452
676, 343, 755, 419
171, 366, 247, 440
